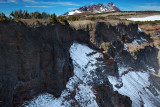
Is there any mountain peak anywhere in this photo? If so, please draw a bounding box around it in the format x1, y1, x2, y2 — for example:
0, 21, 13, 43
62, 2, 120, 16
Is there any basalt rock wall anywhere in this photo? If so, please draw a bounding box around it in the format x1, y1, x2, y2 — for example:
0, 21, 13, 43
0, 21, 74, 106
1, 20, 157, 107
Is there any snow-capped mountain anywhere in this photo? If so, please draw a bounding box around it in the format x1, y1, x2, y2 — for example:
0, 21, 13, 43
62, 2, 120, 16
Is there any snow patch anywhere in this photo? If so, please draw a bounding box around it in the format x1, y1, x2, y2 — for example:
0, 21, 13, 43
23, 93, 68, 107
70, 42, 103, 72
138, 27, 142, 32
75, 84, 98, 107
68, 10, 81, 15
118, 66, 131, 76
146, 65, 156, 73
131, 37, 148, 46
123, 44, 128, 51
108, 66, 160, 107
127, 15, 160, 21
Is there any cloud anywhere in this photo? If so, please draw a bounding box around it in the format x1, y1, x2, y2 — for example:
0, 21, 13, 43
136, 6, 160, 11
23, 0, 81, 6
0, 0, 17, 3
23, 0, 36, 3
25, 5, 55, 8
135, 2, 160, 11
41, 2, 81, 6
144, 2, 160, 5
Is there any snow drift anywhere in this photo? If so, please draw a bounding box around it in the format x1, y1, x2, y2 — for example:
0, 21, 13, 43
127, 15, 160, 21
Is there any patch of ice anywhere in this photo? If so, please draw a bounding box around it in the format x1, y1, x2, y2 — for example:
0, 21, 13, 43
127, 15, 160, 21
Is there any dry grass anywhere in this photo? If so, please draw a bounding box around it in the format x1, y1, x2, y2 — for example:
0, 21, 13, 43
21, 19, 49, 26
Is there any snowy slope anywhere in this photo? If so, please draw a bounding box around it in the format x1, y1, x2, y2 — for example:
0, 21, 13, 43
127, 15, 160, 21
108, 66, 160, 107
68, 10, 82, 15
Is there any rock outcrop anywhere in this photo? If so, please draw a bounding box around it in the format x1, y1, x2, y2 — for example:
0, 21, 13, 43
0, 21, 73, 106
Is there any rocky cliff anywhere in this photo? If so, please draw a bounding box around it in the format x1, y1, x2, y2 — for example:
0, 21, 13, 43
0, 20, 159, 107
0, 21, 74, 106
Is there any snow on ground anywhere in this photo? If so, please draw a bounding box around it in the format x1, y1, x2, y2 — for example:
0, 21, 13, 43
123, 37, 148, 51
127, 15, 160, 21
70, 42, 103, 73
68, 10, 81, 15
24, 93, 71, 107
75, 84, 98, 107
123, 44, 128, 51
138, 27, 142, 32
108, 66, 160, 107
23, 42, 103, 107
146, 65, 156, 73
132, 37, 147, 45
118, 66, 131, 76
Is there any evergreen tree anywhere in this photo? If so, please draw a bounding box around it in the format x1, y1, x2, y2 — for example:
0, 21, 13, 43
33, 11, 42, 19
42, 12, 48, 19
10, 11, 14, 18
50, 13, 57, 23
19, 9, 23, 18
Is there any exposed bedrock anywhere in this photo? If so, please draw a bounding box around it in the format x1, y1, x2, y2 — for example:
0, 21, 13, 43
72, 21, 159, 72
0, 21, 73, 106
72, 21, 159, 71
94, 84, 132, 107
0, 20, 159, 107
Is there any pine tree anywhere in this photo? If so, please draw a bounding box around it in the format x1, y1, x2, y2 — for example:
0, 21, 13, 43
10, 11, 14, 18
50, 13, 57, 23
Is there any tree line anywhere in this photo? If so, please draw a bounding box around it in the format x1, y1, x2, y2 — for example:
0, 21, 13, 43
0, 12, 11, 21
0, 10, 84, 22
10, 10, 50, 19
9, 10, 81, 21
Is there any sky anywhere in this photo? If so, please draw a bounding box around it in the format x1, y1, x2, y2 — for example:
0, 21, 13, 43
0, 0, 160, 16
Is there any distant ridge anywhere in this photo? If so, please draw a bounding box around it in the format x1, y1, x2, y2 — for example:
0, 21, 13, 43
62, 2, 120, 16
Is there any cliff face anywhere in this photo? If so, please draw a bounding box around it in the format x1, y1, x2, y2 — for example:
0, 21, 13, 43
0, 20, 159, 107
0, 21, 74, 106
